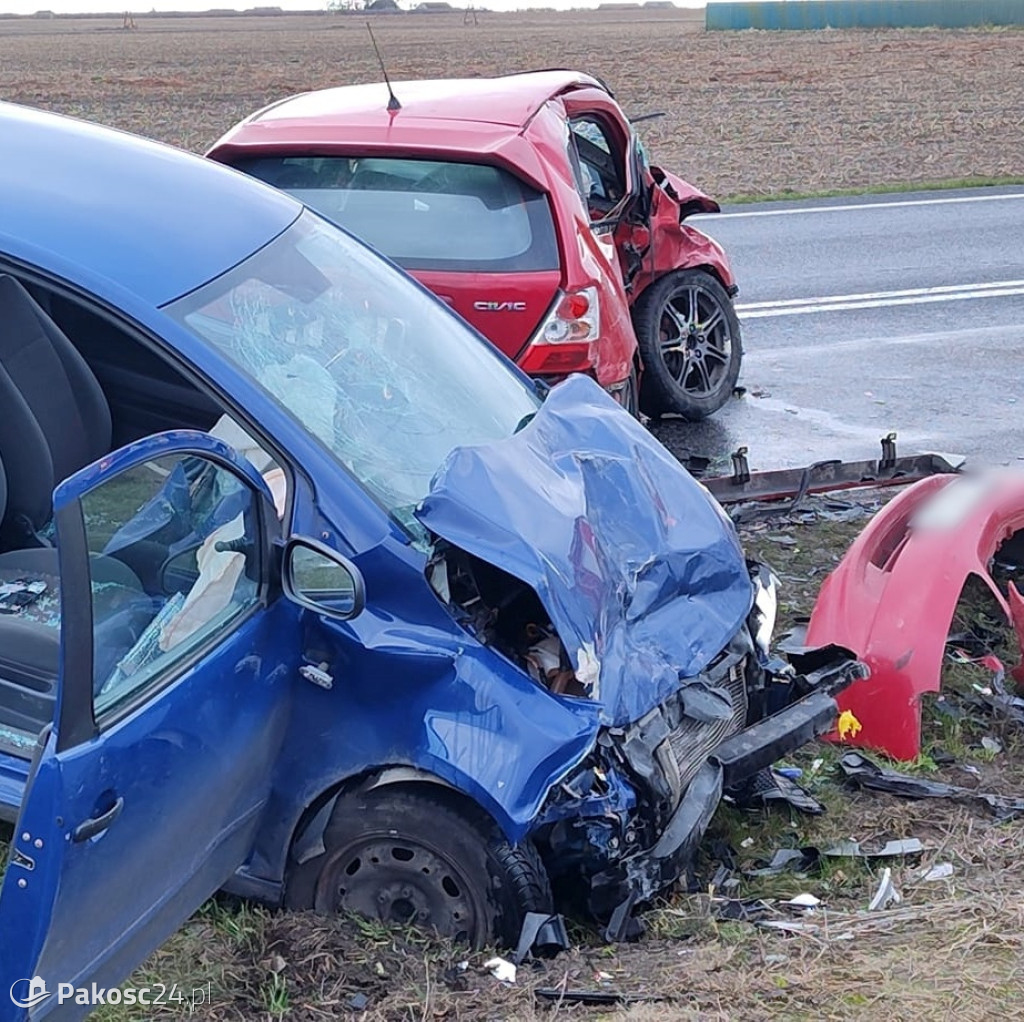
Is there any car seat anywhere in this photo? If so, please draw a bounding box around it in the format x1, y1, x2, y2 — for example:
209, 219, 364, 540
273, 164, 322, 190
0, 273, 112, 548
0, 276, 158, 736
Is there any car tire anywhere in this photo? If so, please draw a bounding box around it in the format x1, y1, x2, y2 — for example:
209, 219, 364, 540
633, 268, 742, 420
285, 787, 552, 948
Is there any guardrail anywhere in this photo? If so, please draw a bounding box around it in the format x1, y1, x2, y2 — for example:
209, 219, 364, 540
706, 0, 1024, 30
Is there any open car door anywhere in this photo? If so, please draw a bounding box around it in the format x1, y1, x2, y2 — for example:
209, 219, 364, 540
0, 430, 296, 1019
562, 89, 640, 226
561, 90, 655, 322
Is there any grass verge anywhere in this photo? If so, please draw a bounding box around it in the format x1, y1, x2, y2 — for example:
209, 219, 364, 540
722, 175, 1024, 205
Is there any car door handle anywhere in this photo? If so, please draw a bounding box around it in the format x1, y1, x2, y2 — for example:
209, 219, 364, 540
73, 796, 124, 842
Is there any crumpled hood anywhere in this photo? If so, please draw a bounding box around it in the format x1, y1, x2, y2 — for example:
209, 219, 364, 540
416, 375, 753, 726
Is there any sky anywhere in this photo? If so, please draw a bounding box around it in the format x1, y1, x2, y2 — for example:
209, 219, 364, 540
1, 0, 705, 12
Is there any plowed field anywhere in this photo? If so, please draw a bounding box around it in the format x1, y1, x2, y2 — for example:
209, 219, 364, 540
1, 10, 1022, 197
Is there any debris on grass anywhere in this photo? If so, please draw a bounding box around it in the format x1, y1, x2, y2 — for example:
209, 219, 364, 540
917, 862, 955, 882
868, 867, 903, 911
534, 986, 670, 1006
730, 767, 826, 815
757, 918, 832, 936
746, 847, 818, 877
512, 912, 569, 964
783, 893, 822, 910
822, 837, 932, 859
483, 956, 517, 985
839, 751, 1024, 820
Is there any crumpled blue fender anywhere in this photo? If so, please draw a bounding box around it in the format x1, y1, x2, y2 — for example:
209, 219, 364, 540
417, 375, 753, 726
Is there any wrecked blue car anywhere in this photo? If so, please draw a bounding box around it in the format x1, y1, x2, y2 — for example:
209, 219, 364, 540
0, 102, 862, 1013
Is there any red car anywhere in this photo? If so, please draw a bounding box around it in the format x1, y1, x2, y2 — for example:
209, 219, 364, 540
208, 71, 741, 419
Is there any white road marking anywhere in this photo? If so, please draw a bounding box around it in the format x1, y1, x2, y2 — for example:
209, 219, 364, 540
742, 322, 1019, 359
702, 191, 1024, 219
737, 280, 1024, 319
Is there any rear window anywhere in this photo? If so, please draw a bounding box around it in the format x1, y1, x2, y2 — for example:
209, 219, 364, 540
232, 155, 560, 273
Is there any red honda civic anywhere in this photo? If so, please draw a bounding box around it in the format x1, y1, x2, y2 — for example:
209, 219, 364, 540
208, 71, 742, 419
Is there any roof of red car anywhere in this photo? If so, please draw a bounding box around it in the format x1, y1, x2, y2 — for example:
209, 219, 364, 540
237, 71, 604, 134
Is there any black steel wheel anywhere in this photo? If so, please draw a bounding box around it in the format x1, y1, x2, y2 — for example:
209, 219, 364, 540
633, 268, 742, 419
286, 788, 552, 948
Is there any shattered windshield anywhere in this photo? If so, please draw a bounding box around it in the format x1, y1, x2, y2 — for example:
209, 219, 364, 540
167, 212, 540, 531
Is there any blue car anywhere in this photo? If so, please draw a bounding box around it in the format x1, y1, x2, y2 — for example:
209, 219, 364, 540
0, 102, 863, 1016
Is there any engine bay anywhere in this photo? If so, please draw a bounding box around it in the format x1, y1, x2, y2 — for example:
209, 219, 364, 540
427, 543, 589, 697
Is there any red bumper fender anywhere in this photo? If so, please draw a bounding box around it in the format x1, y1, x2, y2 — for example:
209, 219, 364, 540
806, 471, 1024, 761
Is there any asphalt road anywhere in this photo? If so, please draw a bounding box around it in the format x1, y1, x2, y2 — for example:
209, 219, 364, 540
651, 187, 1024, 475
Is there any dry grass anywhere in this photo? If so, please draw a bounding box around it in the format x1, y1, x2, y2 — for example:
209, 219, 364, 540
96, 807, 1024, 1021
1, 11, 1023, 197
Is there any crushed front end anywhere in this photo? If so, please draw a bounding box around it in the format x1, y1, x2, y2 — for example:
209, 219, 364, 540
530, 567, 863, 938
416, 375, 867, 936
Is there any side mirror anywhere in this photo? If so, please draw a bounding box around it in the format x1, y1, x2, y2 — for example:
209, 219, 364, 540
282, 537, 366, 621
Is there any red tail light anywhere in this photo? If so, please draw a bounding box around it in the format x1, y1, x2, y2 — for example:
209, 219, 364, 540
518, 287, 600, 374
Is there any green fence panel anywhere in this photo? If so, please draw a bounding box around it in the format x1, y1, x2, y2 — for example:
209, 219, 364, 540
706, 0, 1024, 30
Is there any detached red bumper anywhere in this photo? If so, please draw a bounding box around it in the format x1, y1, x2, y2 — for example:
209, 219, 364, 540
806, 471, 1024, 761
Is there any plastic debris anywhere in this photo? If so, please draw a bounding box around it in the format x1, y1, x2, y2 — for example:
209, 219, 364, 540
746, 847, 818, 877
732, 767, 825, 815
918, 862, 954, 882
512, 912, 569, 964
822, 838, 931, 859
972, 659, 1024, 725
535, 988, 669, 1006
710, 864, 732, 890
839, 752, 1024, 820
784, 893, 821, 910
710, 897, 774, 922
868, 867, 902, 911
441, 961, 470, 991
758, 919, 844, 936
981, 736, 1003, 754
836, 709, 863, 741
348, 993, 369, 1011
483, 956, 517, 984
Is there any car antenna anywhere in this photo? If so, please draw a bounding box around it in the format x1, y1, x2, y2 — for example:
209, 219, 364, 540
629, 111, 666, 124
366, 23, 401, 112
